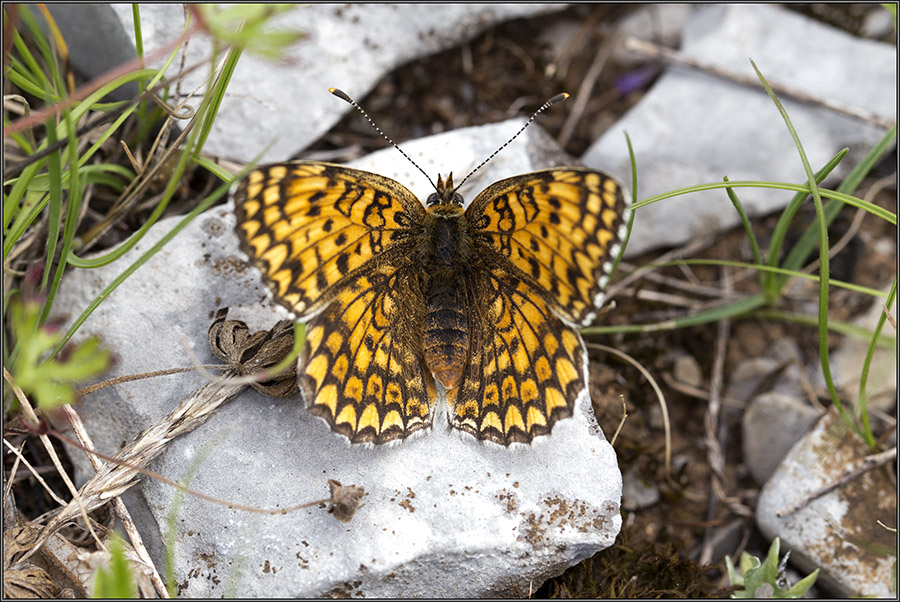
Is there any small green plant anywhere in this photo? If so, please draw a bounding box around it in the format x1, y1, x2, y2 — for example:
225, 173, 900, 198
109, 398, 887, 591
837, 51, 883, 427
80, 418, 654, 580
6, 291, 110, 411
91, 532, 138, 598
725, 538, 819, 598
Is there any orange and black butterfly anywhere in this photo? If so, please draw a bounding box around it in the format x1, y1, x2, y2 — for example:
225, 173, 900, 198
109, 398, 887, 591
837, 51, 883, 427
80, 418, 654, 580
232, 91, 630, 445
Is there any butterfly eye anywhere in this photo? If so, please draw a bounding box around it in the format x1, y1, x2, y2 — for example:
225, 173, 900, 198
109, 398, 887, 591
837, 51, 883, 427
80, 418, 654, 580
426, 192, 440, 206
452, 192, 464, 207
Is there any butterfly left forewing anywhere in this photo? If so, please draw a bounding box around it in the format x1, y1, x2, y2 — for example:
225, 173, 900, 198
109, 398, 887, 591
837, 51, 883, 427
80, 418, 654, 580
234, 161, 425, 318
234, 161, 436, 444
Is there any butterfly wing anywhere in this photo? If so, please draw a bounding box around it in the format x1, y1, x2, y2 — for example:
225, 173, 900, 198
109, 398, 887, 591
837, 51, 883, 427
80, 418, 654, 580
233, 162, 426, 319
465, 168, 630, 326
300, 264, 435, 443
446, 267, 587, 444
446, 168, 628, 444
234, 162, 435, 443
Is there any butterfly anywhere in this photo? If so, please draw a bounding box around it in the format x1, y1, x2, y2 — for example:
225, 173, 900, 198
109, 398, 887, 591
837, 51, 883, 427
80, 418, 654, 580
232, 93, 630, 446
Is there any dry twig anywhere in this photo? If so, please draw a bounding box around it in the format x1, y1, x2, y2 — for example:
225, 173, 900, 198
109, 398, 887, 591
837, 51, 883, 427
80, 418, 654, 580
624, 36, 895, 130
776, 447, 897, 517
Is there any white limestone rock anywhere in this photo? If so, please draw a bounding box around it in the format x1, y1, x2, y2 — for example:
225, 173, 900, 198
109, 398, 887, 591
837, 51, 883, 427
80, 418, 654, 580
584, 4, 896, 256
58, 122, 624, 597
756, 408, 896, 598
80, 3, 566, 163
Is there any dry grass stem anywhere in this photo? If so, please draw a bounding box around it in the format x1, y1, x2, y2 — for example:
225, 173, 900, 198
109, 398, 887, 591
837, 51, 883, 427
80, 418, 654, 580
586, 342, 672, 481
4, 367, 104, 552
608, 397, 628, 447
776, 447, 897, 517
60, 403, 169, 597
633, 267, 729, 298
605, 235, 717, 302
3, 439, 67, 506
19, 375, 246, 566
558, 26, 618, 147
660, 372, 746, 410
633, 288, 715, 309
700, 268, 752, 563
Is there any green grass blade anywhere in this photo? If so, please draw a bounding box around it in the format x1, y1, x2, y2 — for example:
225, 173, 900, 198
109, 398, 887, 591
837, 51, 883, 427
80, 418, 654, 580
193, 45, 244, 157
763, 148, 848, 295
610, 131, 637, 277
771, 125, 895, 294
636, 180, 893, 223
757, 309, 896, 348
751, 59, 861, 439
670, 258, 889, 298
4, 161, 50, 256
41, 111, 83, 325
722, 176, 765, 293
857, 279, 897, 447
41, 119, 63, 292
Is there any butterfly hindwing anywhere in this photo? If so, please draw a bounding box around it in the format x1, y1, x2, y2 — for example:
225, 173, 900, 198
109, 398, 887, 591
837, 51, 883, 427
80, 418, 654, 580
446, 265, 586, 445
300, 264, 435, 444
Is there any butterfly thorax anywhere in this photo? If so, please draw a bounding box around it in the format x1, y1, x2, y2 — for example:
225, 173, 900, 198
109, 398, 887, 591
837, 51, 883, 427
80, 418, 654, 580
419, 194, 473, 391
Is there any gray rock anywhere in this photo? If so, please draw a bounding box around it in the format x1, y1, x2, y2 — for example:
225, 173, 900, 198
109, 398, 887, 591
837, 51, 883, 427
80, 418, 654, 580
584, 4, 896, 256
694, 518, 745, 564
621, 465, 660, 511
672, 353, 703, 389
756, 408, 896, 597
43, 4, 141, 101
725, 357, 782, 405
57, 122, 623, 597
85, 4, 564, 164
741, 392, 821, 484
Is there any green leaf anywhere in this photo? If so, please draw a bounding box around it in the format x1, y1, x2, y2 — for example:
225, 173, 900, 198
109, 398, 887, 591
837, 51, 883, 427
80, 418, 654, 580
780, 569, 819, 599
8, 298, 110, 409
92, 532, 138, 598
196, 4, 305, 60
727, 538, 819, 598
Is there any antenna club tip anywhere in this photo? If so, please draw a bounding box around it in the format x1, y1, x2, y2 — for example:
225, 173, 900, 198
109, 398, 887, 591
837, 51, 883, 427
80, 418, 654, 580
329, 88, 352, 102
552, 92, 570, 104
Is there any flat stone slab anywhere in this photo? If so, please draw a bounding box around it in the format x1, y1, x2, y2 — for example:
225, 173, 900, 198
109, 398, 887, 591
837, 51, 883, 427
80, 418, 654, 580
756, 409, 896, 598
58, 122, 623, 597
584, 4, 896, 256
90, 3, 563, 163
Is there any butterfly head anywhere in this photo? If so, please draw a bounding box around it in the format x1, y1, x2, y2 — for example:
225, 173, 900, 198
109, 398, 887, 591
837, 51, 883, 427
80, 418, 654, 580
426, 174, 464, 207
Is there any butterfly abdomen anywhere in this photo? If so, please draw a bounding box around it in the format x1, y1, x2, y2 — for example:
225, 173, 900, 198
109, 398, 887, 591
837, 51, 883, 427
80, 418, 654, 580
423, 282, 468, 389
421, 206, 472, 389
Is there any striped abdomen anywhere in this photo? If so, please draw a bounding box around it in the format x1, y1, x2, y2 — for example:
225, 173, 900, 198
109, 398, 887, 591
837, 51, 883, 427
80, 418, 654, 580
423, 282, 468, 388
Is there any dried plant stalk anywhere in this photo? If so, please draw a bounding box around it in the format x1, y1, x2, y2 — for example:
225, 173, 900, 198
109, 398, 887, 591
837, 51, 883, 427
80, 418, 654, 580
21, 376, 247, 563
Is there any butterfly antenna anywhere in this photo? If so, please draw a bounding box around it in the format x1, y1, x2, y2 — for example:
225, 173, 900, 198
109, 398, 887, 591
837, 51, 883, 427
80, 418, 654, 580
452, 92, 570, 193
329, 88, 439, 194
